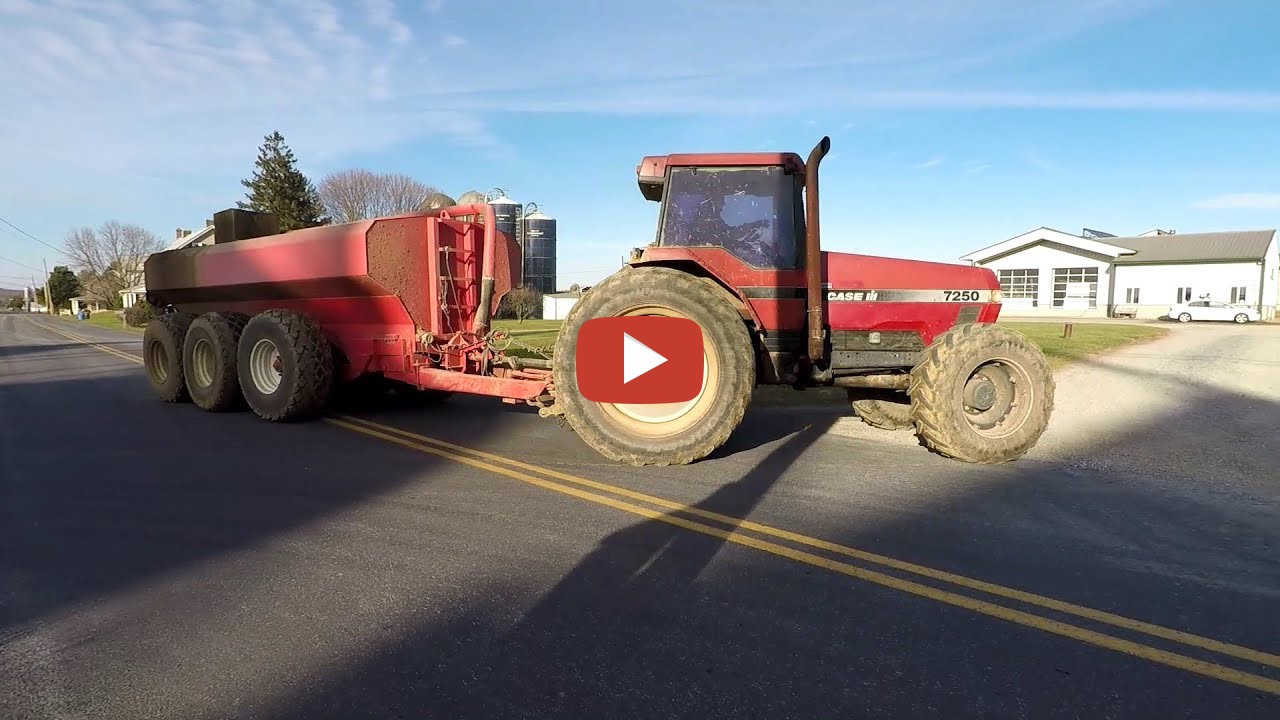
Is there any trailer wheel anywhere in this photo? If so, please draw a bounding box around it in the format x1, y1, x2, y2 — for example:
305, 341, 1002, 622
142, 311, 194, 403
237, 309, 334, 422
552, 266, 755, 466
183, 312, 248, 412
908, 323, 1054, 463
848, 388, 914, 431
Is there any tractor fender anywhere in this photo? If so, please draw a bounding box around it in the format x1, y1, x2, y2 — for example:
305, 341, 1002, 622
628, 259, 762, 329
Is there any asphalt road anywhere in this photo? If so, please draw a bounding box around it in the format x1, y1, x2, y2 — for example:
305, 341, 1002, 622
2, 311, 1277, 719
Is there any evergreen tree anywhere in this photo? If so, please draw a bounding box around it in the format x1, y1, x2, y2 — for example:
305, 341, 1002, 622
36, 265, 81, 312
238, 131, 327, 231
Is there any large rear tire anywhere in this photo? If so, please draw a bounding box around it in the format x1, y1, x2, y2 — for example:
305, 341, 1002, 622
908, 323, 1054, 463
142, 312, 194, 403
237, 309, 334, 422
552, 266, 756, 466
183, 312, 248, 412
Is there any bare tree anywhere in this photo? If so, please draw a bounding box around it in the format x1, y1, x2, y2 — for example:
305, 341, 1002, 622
62, 221, 164, 307
317, 169, 442, 223
501, 286, 543, 323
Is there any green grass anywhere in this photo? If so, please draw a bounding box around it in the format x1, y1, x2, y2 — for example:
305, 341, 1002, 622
998, 321, 1168, 369
60, 311, 145, 335
491, 318, 562, 356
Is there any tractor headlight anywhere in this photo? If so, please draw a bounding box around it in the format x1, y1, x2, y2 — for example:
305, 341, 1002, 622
992, 290, 1003, 303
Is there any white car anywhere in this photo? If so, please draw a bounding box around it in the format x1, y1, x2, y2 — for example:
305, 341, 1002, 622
1168, 300, 1261, 323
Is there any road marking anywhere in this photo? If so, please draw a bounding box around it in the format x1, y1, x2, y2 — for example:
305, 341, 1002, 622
336, 414, 1280, 673
326, 416, 1280, 695
32, 320, 145, 365
34, 317, 1280, 695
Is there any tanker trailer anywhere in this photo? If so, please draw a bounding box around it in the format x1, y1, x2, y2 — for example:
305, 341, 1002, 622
140, 205, 553, 420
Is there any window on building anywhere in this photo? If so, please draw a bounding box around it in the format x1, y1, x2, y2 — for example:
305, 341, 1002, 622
997, 269, 1038, 305
1177, 287, 1193, 303
1052, 267, 1098, 307
1230, 286, 1248, 303
1125, 287, 1141, 303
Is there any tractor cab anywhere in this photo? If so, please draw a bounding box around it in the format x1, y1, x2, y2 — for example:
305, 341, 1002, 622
636, 152, 808, 270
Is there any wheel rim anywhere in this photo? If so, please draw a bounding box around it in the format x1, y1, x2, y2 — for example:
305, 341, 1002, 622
594, 304, 719, 439
960, 356, 1034, 439
1179, 314, 1190, 322
147, 341, 168, 384
190, 338, 216, 388
1235, 314, 1247, 323
249, 338, 283, 394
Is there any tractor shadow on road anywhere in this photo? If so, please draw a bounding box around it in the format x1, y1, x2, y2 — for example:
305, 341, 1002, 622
258, 354, 1280, 719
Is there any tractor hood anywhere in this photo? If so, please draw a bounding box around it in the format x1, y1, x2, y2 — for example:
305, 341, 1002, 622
824, 251, 1000, 295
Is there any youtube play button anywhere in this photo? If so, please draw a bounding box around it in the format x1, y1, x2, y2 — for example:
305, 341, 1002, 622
575, 316, 704, 404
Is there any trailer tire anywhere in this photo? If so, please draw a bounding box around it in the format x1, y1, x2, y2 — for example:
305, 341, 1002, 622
552, 266, 755, 466
183, 312, 248, 412
849, 389, 914, 431
908, 323, 1054, 463
143, 311, 194, 403
237, 309, 334, 422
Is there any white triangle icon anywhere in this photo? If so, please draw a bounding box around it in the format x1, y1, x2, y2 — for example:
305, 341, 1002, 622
622, 332, 668, 384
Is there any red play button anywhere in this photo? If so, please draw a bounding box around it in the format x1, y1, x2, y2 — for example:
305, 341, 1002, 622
575, 316, 704, 404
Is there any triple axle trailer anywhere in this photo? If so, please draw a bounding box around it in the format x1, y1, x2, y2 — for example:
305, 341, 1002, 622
141, 136, 1054, 466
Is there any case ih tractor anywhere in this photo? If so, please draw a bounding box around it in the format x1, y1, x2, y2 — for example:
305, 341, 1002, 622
141, 136, 1054, 466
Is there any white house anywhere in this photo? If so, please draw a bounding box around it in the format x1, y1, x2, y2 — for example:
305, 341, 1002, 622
961, 227, 1279, 320
121, 222, 215, 308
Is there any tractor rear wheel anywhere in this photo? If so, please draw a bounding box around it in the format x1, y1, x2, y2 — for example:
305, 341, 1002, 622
848, 388, 914, 431
908, 323, 1054, 463
237, 309, 334, 421
143, 311, 194, 403
552, 266, 755, 466
183, 312, 248, 412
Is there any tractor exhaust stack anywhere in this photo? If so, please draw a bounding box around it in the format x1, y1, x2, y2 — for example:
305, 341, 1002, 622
804, 135, 831, 364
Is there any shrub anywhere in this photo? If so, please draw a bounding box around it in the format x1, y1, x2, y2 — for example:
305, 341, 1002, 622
123, 301, 156, 327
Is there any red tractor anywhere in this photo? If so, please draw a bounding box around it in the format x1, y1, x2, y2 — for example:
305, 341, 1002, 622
141, 136, 1053, 466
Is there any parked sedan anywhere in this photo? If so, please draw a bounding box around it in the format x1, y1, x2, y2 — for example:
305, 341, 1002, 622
1168, 300, 1261, 323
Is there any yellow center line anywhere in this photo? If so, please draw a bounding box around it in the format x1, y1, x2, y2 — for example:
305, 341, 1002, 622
334, 413, 1280, 672
35, 317, 1280, 694
35, 320, 144, 365
326, 417, 1280, 696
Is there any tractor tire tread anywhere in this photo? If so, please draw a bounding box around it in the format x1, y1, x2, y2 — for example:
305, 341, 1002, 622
239, 309, 333, 421
552, 266, 755, 466
143, 311, 194, 403
184, 312, 249, 412
908, 323, 1055, 464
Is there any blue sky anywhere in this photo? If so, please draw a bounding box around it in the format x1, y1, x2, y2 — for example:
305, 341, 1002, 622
2, 0, 1280, 290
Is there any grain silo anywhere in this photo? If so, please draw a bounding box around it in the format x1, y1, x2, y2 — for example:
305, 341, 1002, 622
522, 202, 557, 294
485, 188, 524, 256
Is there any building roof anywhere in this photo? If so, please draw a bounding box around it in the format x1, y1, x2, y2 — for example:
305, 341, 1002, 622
960, 226, 1137, 264
164, 224, 215, 251
1108, 229, 1275, 264
544, 291, 582, 298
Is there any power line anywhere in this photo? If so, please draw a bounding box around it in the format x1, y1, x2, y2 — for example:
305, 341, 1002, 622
0, 252, 43, 273
0, 214, 64, 255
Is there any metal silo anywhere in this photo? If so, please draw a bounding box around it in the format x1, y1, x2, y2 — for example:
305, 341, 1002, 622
522, 203, 557, 294
455, 190, 487, 223
485, 188, 524, 252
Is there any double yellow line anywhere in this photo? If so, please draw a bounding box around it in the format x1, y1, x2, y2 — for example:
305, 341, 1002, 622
31, 317, 1280, 695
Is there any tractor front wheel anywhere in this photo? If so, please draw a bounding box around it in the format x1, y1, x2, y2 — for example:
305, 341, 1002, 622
552, 266, 755, 466
908, 324, 1054, 463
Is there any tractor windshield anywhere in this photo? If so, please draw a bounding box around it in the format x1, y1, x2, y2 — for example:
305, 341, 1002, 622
659, 166, 801, 269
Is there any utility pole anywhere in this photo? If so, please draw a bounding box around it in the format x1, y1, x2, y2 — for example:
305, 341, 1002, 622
43, 259, 52, 316
29, 274, 35, 313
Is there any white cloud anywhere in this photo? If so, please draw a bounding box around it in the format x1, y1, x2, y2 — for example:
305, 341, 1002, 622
914, 156, 945, 169
442, 33, 466, 48
1193, 193, 1280, 210
423, 0, 444, 11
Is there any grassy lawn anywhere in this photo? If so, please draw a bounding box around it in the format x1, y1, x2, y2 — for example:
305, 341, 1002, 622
60, 311, 145, 335
998, 321, 1168, 369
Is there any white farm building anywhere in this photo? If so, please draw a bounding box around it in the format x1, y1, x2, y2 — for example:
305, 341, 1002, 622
961, 227, 1279, 320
